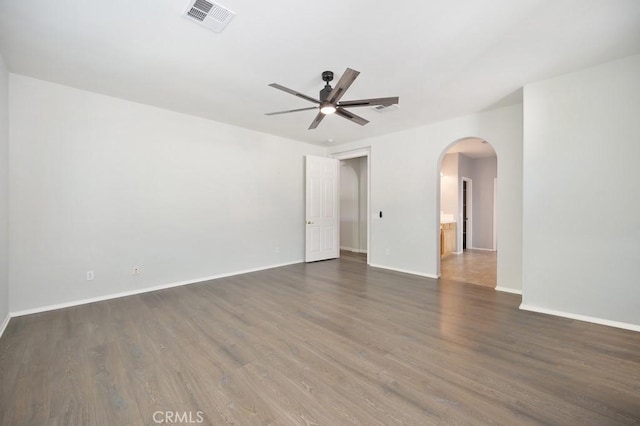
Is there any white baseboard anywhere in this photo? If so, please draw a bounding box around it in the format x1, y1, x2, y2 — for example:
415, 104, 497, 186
452, 251, 463, 255
520, 304, 640, 333
369, 263, 439, 279
0, 313, 10, 339
495, 286, 522, 295
340, 246, 368, 254
10, 260, 303, 318
469, 247, 496, 252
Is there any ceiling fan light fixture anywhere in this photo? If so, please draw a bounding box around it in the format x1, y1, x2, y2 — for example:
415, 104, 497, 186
266, 68, 398, 129
320, 104, 336, 115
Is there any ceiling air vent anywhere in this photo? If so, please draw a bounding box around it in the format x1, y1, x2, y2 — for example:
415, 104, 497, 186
372, 104, 400, 113
183, 0, 235, 33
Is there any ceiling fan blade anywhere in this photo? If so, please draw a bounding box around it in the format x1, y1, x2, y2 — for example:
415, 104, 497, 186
308, 112, 326, 129
337, 96, 399, 108
268, 83, 320, 104
335, 108, 369, 126
265, 106, 318, 116
326, 68, 360, 104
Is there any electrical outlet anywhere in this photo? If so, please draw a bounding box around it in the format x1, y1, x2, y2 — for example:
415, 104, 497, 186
133, 266, 140, 275
86, 271, 95, 281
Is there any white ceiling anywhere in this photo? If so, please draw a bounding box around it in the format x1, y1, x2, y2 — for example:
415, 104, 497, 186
1, 0, 639, 146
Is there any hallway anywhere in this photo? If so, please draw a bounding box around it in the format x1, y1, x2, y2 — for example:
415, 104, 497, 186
441, 250, 496, 288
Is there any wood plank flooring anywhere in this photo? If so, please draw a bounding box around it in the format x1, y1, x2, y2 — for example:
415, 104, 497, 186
1, 253, 639, 425
441, 249, 497, 288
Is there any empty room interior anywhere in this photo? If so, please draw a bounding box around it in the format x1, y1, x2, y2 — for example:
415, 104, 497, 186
1, 1, 640, 425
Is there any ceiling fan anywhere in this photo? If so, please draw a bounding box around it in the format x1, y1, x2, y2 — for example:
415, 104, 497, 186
265, 68, 399, 130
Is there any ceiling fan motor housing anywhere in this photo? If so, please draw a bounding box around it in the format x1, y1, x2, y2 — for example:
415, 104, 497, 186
320, 86, 332, 102
320, 71, 334, 102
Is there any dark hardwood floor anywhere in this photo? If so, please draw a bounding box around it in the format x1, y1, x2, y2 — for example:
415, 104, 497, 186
1, 253, 639, 425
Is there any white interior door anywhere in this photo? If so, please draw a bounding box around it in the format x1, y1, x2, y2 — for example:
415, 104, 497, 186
305, 155, 339, 262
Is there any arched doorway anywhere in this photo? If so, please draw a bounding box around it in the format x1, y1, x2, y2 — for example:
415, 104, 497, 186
437, 137, 497, 288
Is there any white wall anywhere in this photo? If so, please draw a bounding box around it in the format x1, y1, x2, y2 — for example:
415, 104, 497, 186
440, 153, 458, 226
472, 157, 497, 250
0, 54, 9, 330
9, 74, 325, 313
329, 104, 523, 290
522, 54, 640, 327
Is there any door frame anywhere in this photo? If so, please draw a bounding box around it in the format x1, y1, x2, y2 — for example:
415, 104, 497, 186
331, 147, 371, 265
460, 176, 472, 251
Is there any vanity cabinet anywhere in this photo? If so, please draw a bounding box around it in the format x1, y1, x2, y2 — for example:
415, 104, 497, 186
440, 222, 456, 256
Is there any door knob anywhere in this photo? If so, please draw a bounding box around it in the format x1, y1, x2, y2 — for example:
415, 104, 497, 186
306, 221, 313, 224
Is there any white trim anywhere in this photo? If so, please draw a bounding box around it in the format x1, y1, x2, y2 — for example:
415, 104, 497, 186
469, 246, 496, 252
452, 250, 463, 255
369, 263, 439, 279
495, 286, 522, 295
436, 168, 442, 277
10, 260, 303, 317
519, 304, 640, 333
0, 314, 10, 339
331, 147, 371, 161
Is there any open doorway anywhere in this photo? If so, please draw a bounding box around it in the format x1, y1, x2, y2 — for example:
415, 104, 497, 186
438, 138, 497, 288
333, 149, 370, 265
